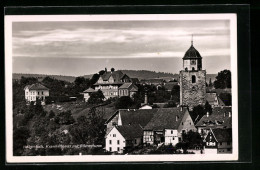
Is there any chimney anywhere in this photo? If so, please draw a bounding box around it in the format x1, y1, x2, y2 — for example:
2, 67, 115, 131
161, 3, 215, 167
105, 67, 107, 73
229, 112, 231, 117
206, 112, 209, 117
144, 92, 148, 104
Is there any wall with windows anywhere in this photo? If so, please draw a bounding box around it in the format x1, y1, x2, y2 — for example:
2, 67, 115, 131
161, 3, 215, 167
25, 88, 49, 102
164, 129, 179, 146
143, 130, 154, 144
105, 127, 126, 153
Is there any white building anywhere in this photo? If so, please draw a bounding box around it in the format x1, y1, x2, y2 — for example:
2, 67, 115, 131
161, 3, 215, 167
82, 88, 96, 102
105, 124, 143, 153
24, 83, 49, 103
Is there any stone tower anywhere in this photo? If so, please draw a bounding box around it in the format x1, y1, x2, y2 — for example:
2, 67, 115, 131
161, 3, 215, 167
179, 37, 206, 110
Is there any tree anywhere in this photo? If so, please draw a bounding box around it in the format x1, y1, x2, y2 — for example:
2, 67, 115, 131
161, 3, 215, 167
13, 126, 30, 156
56, 110, 75, 125
171, 85, 180, 103
99, 70, 106, 75
219, 93, 232, 106
214, 69, 231, 89
115, 96, 134, 109
204, 101, 212, 114
209, 78, 213, 87
111, 68, 115, 72
191, 105, 205, 122
87, 90, 105, 104
90, 74, 100, 86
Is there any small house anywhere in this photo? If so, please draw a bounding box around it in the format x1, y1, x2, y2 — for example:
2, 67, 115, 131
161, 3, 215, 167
24, 83, 49, 103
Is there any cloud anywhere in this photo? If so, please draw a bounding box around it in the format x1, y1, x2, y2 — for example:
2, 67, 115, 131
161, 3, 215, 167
12, 20, 230, 59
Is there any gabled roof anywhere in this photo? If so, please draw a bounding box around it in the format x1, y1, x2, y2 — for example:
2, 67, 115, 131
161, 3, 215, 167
196, 107, 232, 128
144, 108, 188, 131
24, 83, 49, 90
83, 88, 96, 93
183, 45, 202, 59
119, 109, 155, 128
116, 124, 143, 140
206, 93, 217, 104
119, 83, 132, 89
211, 128, 232, 142
100, 70, 125, 82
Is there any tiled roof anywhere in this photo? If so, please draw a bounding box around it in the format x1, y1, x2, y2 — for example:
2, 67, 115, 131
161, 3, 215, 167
119, 83, 132, 89
101, 71, 124, 82
116, 124, 143, 140
211, 128, 232, 142
119, 109, 155, 128
206, 93, 217, 104
183, 45, 202, 59
196, 107, 232, 128
24, 83, 49, 90
130, 78, 140, 84
83, 88, 96, 93
144, 108, 188, 131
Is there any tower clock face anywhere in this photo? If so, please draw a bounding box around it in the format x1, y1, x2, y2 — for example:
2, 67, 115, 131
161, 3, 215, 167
191, 59, 196, 65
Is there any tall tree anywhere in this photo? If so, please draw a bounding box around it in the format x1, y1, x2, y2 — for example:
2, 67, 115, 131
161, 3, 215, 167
214, 69, 231, 89
87, 90, 105, 104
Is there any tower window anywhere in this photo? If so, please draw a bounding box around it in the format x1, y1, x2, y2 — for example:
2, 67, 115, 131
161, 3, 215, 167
192, 75, 196, 83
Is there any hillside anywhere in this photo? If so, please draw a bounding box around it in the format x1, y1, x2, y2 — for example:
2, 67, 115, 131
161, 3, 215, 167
13, 73, 76, 83
13, 71, 217, 83
119, 70, 179, 81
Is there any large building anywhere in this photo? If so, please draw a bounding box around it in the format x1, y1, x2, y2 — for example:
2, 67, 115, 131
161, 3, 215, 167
24, 83, 49, 102
179, 40, 206, 110
93, 70, 133, 99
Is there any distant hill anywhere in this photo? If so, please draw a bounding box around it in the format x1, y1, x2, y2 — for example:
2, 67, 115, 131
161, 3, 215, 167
119, 70, 179, 81
13, 71, 217, 83
13, 73, 76, 83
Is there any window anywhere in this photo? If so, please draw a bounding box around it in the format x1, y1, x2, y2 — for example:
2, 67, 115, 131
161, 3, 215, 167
109, 140, 112, 144
191, 59, 196, 65
38, 92, 40, 95
117, 147, 120, 152
227, 148, 231, 151
219, 142, 222, 146
113, 134, 116, 137
192, 75, 196, 83
192, 67, 195, 71
117, 140, 120, 145
182, 122, 183, 125
171, 130, 173, 134
109, 147, 112, 151
42, 91, 44, 95
172, 137, 175, 140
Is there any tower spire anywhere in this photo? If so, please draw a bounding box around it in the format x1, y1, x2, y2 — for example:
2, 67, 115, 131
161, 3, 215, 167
191, 34, 193, 46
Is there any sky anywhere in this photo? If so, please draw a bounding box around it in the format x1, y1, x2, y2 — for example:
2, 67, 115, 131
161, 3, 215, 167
12, 19, 231, 76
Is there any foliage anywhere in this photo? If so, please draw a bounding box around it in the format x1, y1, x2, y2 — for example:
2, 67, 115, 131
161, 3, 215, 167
114, 96, 134, 109
13, 126, 30, 156
55, 110, 75, 125
90, 74, 100, 87
176, 130, 203, 152
191, 102, 212, 122
170, 85, 180, 104
88, 90, 105, 104
204, 101, 212, 114
214, 69, 231, 89
163, 100, 177, 108
219, 93, 232, 106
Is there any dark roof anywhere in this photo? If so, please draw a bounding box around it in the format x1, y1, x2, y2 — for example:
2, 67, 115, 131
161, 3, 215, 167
24, 83, 49, 90
116, 124, 143, 140
119, 83, 133, 89
83, 88, 96, 93
183, 45, 202, 59
211, 128, 232, 142
206, 93, 217, 104
101, 70, 124, 82
196, 107, 232, 128
119, 109, 155, 128
144, 108, 188, 131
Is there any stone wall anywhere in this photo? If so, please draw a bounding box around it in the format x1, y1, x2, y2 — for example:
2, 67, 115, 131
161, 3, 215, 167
180, 70, 206, 110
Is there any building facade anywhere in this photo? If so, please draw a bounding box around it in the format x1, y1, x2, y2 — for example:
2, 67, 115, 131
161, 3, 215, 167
24, 83, 49, 103
179, 41, 206, 110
